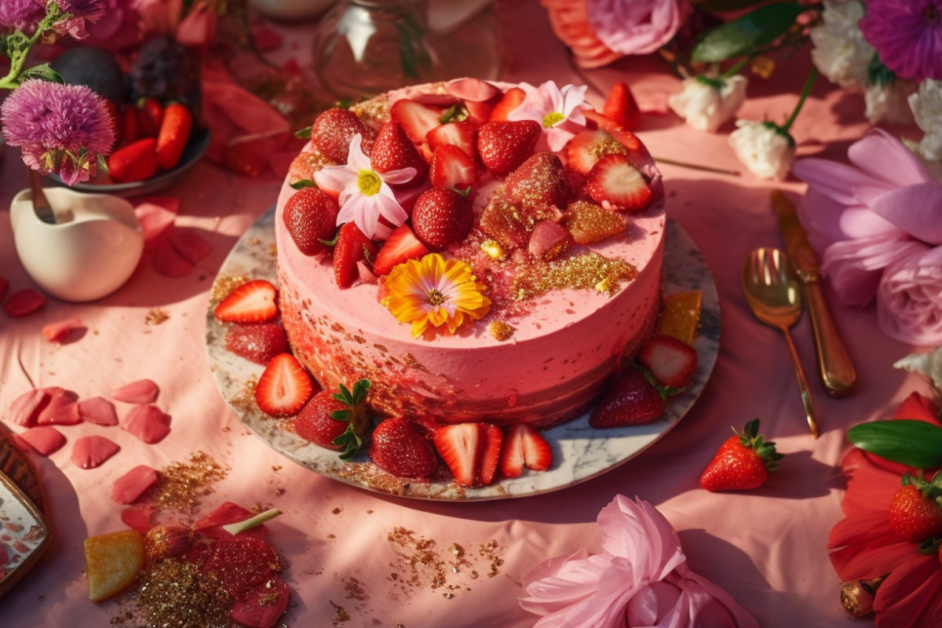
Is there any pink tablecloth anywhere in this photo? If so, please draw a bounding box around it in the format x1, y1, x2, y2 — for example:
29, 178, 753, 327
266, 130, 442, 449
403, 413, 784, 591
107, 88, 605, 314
0, 2, 930, 626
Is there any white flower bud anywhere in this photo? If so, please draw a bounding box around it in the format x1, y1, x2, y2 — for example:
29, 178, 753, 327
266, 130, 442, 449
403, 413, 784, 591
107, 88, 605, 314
810, 0, 872, 89
728, 121, 795, 181
668, 75, 747, 133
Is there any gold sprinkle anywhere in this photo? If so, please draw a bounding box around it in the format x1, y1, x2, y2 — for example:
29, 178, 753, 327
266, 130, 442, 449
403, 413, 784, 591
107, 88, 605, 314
480, 239, 505, 260
331, 601, 351, 624
751, 56, 775, 79
210, 275, 249, 304
489, 321, 514, 342
269, 244, 278, 257
479, 540, 505, 578
145, 308, 170, 326
514, 252, 636, 299
136, 559, 231, 628
152, 452, 229, 513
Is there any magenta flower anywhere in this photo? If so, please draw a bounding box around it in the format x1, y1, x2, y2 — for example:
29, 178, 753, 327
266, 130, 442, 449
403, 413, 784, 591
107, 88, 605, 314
0, 79, 115, 186
0, 0, 45, 30
859, 0, 942, 82
42, 0, 106, 39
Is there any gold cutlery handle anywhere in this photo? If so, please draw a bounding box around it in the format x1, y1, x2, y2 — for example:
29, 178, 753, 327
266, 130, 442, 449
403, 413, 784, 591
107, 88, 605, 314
803, 281, 856, 397
782, 327, 819, 439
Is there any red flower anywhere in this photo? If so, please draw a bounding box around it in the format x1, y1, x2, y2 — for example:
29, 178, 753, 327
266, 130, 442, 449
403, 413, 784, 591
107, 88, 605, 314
828, 392, 942, 628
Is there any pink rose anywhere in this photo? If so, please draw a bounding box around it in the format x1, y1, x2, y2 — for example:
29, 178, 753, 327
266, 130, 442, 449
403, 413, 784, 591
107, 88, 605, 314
585, 0, 692, 56
877, 246, 942, 345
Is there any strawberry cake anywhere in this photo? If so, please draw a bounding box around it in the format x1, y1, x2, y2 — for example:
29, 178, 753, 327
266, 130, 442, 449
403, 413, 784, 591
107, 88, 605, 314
274, 78, 665, 429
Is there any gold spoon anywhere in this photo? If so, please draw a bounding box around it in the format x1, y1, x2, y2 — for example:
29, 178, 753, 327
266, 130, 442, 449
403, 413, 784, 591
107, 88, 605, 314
741, 247, 818, 439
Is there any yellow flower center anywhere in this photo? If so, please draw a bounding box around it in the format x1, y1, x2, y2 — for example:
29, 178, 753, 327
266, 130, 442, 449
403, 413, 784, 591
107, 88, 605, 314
427, 288, 445, 306
357, 170, 382, 196
542, 111, 564, 128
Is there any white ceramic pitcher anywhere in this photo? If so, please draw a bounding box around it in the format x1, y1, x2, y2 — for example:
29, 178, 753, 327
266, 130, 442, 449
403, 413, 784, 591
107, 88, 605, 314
10, 187, 144, 302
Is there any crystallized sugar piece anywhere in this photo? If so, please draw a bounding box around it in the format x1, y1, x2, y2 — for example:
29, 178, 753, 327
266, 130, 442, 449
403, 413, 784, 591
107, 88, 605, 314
42, 318, 85, 343
36, 388, 81, 426
170, 229, 212, 265
134, 197, 179, 250
19, 426, 66, 456
71, 435, 120, 469
153, 241, 194, 278
112, 380, 159, 404
120, 506, 156, 535
110, 465, 159, 504
8, 389, 48, 427
122, 405, 171, 444
77, 397, 119, 426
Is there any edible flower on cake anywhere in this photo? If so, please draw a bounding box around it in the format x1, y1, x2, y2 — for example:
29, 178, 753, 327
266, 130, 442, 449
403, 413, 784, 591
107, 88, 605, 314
507, 80, 591, 151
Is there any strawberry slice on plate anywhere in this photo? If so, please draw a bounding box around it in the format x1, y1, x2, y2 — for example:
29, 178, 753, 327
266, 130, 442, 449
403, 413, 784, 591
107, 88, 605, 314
255, 353, 314, 418
214, 280, 278, 323
426, 121, 477, 160
639, 335, 698, 388
589, 369, 664, 428
478, 424, 503, 486
390, 99, 445, 144
586, 154, 653, 212
477, 120, 541, 175
429, 144, 477, 190
373, 224, 429, 276
499, 424, 552, 478
225, 323, 288, 365
334, 222, 379, 289
433, 423, 484, 487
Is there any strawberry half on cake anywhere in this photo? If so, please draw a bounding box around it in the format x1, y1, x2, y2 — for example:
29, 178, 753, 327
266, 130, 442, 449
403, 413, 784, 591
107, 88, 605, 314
275, 78, 665, 429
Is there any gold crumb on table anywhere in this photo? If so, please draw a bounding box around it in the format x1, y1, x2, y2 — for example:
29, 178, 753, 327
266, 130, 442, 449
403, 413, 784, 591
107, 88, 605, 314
210, 275, 249, 303
152, 452, 229, 513
144, 308, 170, 326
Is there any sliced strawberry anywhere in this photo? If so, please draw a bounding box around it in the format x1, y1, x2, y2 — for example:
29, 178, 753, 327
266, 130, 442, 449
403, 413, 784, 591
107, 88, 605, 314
225, 323, 288, 365
499, 424, 552, 478
214, 279, 278, 323
283, 188, 340, 257
429, 144, 477, 190
639, 335, 698, 388
230, 577, 290, 628
564, 129, 628, 176
503, 152, 569, 213
334, 222, 379, 289
445, 78, 501, 103
255, 353, 314, 418
433, 423, 484, 487
390, 99, 445, 144
528, 220, 572, 261
589, 369, 665, 428
586, 154, 653, 212
465, 99, 496, 126
489, 87, 526, 122
426, 121, 477, 160
358, 260, 378, 284
477, 120, 541, 175
411, 188, 473, 251
369, 417, 439, 479
478, 424, 503, 486
370, 121, 426, 186
373, 224, 429, 276
582, 108, 623, 133
311, 108, 368, 164
603, 82, 642, 131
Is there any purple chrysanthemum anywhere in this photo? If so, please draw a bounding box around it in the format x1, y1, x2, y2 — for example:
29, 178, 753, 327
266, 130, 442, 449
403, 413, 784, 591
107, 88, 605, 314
1, 79, 115, 185
0, 0, 45, 31
37, 0, 106, 39
860, 0, 942, 82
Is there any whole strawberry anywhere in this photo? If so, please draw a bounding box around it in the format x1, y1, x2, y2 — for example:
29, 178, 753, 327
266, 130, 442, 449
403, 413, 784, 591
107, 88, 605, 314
477, 120, 540, 174
369, 417, 438, 479
310, 108, 368, 164
411, 188, 473, 251
589, 368, 665, 428
283, 188, 339, 257
503, 152, 569, 214
294, 379, 371, 460
370, 121, 427, 186
700, 419, 784, 492
888, 476, 942, 542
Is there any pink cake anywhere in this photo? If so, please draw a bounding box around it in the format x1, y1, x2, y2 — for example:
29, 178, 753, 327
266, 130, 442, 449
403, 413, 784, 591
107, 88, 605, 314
275, 79, 665, 428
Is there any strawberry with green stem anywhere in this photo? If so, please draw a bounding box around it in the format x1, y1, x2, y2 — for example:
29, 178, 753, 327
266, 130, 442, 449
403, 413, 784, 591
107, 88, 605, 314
700, 419, 784, 491
295, 379, 372, 460
889, 473, 942, 543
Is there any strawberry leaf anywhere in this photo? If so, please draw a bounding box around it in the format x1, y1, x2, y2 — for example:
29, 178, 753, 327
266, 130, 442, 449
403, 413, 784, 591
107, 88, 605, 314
295, 126, 312, 139
918, 536, 942, 556
290, 179, 317, 190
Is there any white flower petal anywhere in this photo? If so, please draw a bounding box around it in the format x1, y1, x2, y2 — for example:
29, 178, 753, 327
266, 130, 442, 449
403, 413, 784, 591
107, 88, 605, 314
348, 134, 372, 170
560, 84, 588, 117
546, 127, 576, 152
379, 167, 417, 186
376, 191, 408, 228
337, 194, 365, 227
542, 80, 564, 114
314, 165, 358, 195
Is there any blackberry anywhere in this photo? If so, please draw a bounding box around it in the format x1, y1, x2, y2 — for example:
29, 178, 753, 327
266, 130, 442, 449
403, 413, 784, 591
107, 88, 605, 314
129, 37, 201, 108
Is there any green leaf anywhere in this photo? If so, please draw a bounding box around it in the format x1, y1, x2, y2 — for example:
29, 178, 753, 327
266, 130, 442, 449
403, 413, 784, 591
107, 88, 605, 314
318, 229, 340, 247
295, 126, 312, 139
693, 0, 770, 11
691, 2, 805, 63
439, 105, 468, 124
20, 63, 63, 84
848, 420, 942, 469
290, 179, 317, 190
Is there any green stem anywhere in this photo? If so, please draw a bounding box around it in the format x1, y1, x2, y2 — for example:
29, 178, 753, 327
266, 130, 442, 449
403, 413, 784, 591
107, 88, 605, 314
720, 56, 751, 80
0, 5, 60, 90
221, 508, 282, 536
781, 67, 818, 133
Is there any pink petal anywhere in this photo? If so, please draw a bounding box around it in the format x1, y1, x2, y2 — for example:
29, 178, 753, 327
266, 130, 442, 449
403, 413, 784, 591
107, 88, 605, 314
170, 229, 212, 264
122, 405, 171, 444
445, 78, 501, 102
112, 379, 160, 404
868, 183, 942, 245
873, 554, 942, 628
598, 496, 685, 580
36, 388, 81, 426
313, 166, 356, 196
134, 197, 179, 250
839, 449, 907, 518
379, 167, 418, 186
18, 426, 66, 456
42, 318, 85, 343
793, 158, 887, 206
121, 506, 156, 535
4, 289, 46, 317
154, 241, 194, 278
8, 389, 49, 427
521, 550, 610, 616
347, 134, 371, 171
820, 236, 927, 306
71, 435, 121, 469
357, 260, 378, 285
847, 128, 933, 189
111, 465, 159, 504
77, 397, 119, 426
674, 571, 760, 628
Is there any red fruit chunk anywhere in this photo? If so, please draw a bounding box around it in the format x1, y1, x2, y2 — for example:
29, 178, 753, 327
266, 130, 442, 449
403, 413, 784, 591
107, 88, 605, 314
369, 418, 438, 479
358, 260, 378, 285
411, 188, 473, 251
889, 484, 942, 541
111, 465, 159, 504
255, 353, 314, 418
284, 188, 340, 257
121, 506, 156, 535
112, 379, 160, 404
153, 241, 194, 277
225, 324, 288, 365
156, 103, 192, 170
480, 197, 530, 250
478, 424, 503, 486
19, 426, 66, 456
120, 104, 141, 144
433, 423, 484, 487
169, 229, 212, 264
390, 99, 444, 144
426, 121, 477, 160
71, 435, 120, 469
4, 289, 45, 317
78, 397, 119, 426
565, 199, 628, 245
230, 576, 290, 628
311, 108, 368, 164
489, 87, 526, 121
528, 220, 572, 261
603, 82, 642, 131
9, 389, 49, 427
477, 120, 541, 175
206, 537, 281, 595
36, 387, 80, 426
134, 197, 179, 250
333, 222, 379, 289
370, 121, 427, 186
582, 108, 623, 133
499, 424, 551, 478
373, 224, 429, 276
214, 280, 278, 323
109, 138, 158, 183
892, 392, 941, 424
429, 144, 477, 190
123, 405, 172, 444
42, 318, 84, 343
503, 152, 569, 214
392, 178, 431, 216
586, 154, 653, 212
589, 369, 664, 428
639, 335, 698, 388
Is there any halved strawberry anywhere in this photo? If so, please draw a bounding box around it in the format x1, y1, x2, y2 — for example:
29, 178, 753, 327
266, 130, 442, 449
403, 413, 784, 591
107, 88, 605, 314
370, 121, 427, 186
255, 353, 314, 417
433, 423, 484, 487
311, 108, 368, 164
489, 87, 526, 121
429, 144, 477, 190
603, 82, 642, 131
639, 335, 698, 388
426, 121, 477, 160
390, 99, 445, 144
586, 154, 653, 212
499, 424, 552, 479
225, 323, 287, 365
477, 120, 541, 175
565, 129, 628, 175
214, 280, 278, 323
411, 188, 474, 251
582, 108, 622, 133
478, 424, 503, 486
334, 222, 379, 289
373, 224, 429, 276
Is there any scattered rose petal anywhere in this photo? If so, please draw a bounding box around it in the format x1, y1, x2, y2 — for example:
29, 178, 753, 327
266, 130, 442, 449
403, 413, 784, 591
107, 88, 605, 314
19, 426, 66, 456
77, 397, 119, 426
170, 229, 212, 264
4, 289, 46, 317
36, 388, 81, 425
42, 318, 85, 343
251, 24, 282, 51
112, 380, 160, 404
71, 435, 120, 469
111, 465, 159, 504
230, 577, 290, 628
135, 197, 179, 250
8, 389, 49, 427
154, 241, 194, 277
122, 405, 171, 444
121, 506, 156, 534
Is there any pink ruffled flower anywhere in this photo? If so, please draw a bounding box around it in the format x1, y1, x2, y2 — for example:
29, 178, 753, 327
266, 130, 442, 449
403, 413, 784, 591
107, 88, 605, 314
507, 81, 589, 152
520, 495, 759, 628
585, 0, 692, 56
877, 246, 942, 345
541, 0, 624, 69
859, 0, 942, 82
